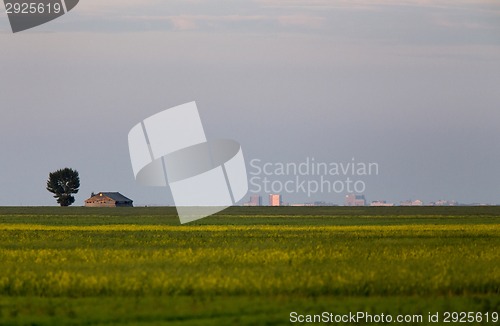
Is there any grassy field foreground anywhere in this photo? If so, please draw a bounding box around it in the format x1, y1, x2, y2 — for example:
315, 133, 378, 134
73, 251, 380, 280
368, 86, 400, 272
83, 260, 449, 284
0, 207, 499, 325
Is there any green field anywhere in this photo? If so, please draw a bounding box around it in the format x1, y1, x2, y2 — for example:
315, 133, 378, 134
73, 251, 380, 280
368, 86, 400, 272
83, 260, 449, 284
0, 207, 499, 325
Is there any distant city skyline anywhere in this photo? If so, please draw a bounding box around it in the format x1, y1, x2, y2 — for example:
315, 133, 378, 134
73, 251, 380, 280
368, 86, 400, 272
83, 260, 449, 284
243, 193, 490, 207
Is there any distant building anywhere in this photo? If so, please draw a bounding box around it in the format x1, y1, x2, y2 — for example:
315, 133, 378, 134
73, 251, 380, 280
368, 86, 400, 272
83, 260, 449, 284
370, 200, 394, 207
244, 195, 262, 206
345, 194, 366, 206
400, 199, 424, 206
85, 192, 133, 207
312, 201, 337, 206
269, 194, 281, 206
430, 200, 457, 206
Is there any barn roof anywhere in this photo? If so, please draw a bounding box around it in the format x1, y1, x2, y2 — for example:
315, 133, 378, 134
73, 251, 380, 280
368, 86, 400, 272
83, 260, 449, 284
95, 192, 133, 202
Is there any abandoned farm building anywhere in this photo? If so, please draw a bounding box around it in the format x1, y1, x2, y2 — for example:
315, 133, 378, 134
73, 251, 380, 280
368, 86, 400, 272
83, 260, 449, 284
84, 192, 133, 207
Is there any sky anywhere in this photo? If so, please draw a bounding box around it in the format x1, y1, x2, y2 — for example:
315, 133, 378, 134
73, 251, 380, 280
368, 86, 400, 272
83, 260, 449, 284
0, 0, 499, 206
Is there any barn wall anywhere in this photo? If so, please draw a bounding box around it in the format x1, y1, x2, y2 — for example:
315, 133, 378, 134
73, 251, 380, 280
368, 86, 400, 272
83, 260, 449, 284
85, 199, 117, 208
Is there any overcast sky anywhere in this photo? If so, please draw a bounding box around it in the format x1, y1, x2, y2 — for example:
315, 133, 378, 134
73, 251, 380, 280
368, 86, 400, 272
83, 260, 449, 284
1, 0, 499, 206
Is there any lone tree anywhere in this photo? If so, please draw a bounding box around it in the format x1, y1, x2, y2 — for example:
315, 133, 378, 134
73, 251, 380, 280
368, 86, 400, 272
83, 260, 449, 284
46, 168, 80, 206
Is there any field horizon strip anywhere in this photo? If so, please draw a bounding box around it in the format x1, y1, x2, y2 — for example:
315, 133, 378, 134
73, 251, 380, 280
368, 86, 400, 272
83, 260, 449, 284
0, 208, 499, 324
0, 223, 499, 232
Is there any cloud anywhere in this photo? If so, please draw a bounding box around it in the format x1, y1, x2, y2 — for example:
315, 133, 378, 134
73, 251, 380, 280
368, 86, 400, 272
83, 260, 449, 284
167, 15, 269, 31
277, 15, 325, 28
168, 16, 198, 31
115, 14, 326, 31
76, 0, 162, 13
11, 0, 497, 41
256, 0, 500, 9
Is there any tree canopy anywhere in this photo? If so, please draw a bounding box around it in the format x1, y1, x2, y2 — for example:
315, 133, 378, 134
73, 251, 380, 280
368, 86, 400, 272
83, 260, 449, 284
46, 168, 80, 207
